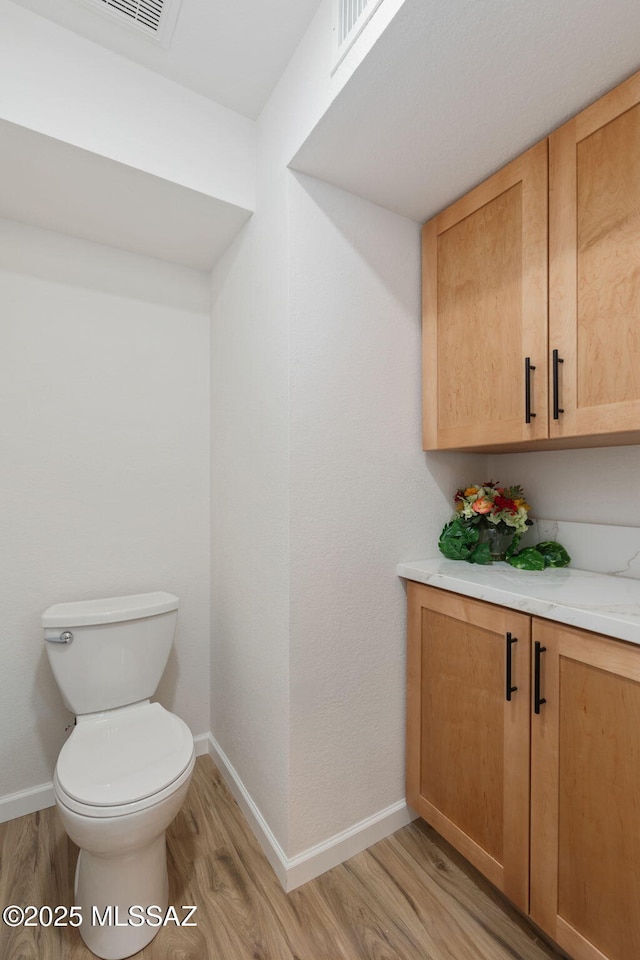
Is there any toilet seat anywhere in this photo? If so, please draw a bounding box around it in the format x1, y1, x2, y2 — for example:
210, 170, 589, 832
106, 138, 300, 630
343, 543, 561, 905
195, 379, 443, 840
55, 702, 195, 818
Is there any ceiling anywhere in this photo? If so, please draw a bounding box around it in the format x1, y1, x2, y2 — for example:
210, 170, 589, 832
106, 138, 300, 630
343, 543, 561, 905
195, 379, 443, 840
0, 119, 252, 270
5, 0, 640, 269
292, 0, 640, 223
7, 0, 322, 119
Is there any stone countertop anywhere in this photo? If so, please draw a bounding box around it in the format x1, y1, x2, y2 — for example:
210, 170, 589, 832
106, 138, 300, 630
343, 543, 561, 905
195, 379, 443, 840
397, 558, 640, 647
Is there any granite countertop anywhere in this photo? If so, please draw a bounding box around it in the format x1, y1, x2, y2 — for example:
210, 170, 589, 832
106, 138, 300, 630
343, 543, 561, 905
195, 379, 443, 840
397, 557, 640, 647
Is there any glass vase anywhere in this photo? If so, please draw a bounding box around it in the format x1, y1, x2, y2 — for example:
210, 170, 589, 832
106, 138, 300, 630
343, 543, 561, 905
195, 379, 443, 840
477, 524, 514, 562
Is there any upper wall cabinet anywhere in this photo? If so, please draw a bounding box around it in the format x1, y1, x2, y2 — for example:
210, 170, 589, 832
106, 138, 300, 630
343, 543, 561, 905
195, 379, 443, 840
423, 141, 548, 450
422, 71, 640, 452
549, 73, 640, 443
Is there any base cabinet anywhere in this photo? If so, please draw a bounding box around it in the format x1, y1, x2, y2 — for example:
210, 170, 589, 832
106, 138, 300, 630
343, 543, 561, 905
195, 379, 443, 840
406, 583, 531, 911
407, 582, 640, 960
530, 619, 640, 960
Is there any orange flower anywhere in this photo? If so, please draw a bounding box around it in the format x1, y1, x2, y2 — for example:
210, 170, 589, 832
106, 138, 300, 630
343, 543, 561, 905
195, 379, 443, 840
472, 497, 492, 514
464, 486, 478, 496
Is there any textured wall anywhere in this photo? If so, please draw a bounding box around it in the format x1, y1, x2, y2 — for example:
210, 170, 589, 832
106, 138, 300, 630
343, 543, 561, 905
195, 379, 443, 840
207, 0, 485, 859
209, 120, 482, 857
287, 172, 483, 854
0, 220, 211, 800
488, 446, 640, 527
209, 125, 291, 846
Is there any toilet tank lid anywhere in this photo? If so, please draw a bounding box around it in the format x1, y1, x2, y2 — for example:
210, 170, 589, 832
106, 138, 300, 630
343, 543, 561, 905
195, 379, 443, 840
42, 592, 179, 628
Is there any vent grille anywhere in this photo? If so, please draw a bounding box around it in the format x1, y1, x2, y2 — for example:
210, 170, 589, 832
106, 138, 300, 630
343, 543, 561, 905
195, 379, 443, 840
96, 0, 164, 32
338, 0, 369, 46
333, 0, 384, 69
80, 0, 182, 46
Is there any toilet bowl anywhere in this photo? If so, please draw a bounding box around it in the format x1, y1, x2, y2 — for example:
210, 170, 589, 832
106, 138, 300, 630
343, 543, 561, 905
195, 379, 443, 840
43, 592, 195, 960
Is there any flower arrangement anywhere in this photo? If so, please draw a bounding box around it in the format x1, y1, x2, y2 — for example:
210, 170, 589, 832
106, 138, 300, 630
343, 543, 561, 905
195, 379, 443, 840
439, 481, 570, 569
454, 482, 531, 535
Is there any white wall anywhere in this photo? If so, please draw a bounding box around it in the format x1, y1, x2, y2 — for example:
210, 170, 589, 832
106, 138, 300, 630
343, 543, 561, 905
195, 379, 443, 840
0, 219, 211, 804
209, 15, 482, 860
488, 446, 640, 527
209, 128, 291, 847
287, 172, 482, 854
0, 0, 256, 210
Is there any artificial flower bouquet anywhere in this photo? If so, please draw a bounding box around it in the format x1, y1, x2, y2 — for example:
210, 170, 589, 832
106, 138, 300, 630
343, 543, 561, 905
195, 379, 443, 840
438, 481, 570, 569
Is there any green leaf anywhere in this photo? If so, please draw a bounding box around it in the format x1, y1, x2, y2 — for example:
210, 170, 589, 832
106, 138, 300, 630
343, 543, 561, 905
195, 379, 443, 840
468, 542, 492, 564
507, 547, 546, 571
505, 534, 521, 560
438, 519, 478, 561
535, 541, 571, 568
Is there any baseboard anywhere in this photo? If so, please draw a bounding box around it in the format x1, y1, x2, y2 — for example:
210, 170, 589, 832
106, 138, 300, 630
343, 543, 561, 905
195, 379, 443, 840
206, 732, 416, 892
0, 731, 416, 890
283, 798, 417, 891
0, 731, 211, 826
0, 781, 55, 824
192, 732, 212, 757
205, 733, 290, 887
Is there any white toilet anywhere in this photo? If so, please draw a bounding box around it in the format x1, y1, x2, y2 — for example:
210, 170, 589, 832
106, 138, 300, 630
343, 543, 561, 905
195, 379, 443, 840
42, 592, 196, 960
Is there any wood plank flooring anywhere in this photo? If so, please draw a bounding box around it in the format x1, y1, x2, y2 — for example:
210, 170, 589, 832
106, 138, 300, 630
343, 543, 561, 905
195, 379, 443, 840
0, 756, 564, 960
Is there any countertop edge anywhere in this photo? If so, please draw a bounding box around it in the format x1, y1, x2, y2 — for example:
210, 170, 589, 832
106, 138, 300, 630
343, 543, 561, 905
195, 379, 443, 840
397, 559, 640, 647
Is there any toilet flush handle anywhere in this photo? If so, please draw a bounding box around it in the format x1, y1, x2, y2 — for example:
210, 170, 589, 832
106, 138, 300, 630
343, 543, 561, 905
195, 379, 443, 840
45, 631, 73, 644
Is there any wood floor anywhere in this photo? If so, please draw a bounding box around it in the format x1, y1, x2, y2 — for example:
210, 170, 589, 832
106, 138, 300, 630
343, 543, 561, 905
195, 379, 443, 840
0, 755, 564, 960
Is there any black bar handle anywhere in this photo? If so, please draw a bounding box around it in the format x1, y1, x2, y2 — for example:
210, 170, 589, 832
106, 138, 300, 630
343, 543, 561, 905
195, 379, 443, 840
552, 349, 564, 420
506, 632, 518, 701
525, 357, 536, 423
534, 640, 546, 714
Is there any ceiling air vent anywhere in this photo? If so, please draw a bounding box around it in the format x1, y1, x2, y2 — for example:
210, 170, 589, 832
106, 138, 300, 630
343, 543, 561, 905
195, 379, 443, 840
104, 0, 163, 33
332, 0, 384, 71
81, 0, 182, 46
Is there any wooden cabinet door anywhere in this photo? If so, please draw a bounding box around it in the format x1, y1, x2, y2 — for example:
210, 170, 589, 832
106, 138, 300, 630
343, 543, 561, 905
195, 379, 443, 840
422, 141, 548, 451
530, 619, 640, 960
406, 583, 531, 910
549, 72, 640, 442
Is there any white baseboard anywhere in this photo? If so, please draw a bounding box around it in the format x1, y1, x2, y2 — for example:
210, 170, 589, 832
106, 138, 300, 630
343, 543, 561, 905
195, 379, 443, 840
0, 732, 215, 825
283, 797, 416, 891
0, 731, 416, 892
0, 781, 55, 824
206, 732, 416, 892
205, 733, 290, 886
192, 732, 211, 757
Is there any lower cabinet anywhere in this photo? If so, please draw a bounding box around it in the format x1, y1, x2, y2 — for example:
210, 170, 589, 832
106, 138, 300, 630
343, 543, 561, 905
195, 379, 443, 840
406, 581, 640, 960
406, 583, 532, 911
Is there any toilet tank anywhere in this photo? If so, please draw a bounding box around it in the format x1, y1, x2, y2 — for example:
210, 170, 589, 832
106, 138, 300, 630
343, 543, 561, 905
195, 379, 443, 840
42, 592, 179, 716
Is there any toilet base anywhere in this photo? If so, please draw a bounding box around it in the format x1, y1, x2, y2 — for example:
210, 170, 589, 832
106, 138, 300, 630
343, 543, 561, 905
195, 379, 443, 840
75, 834, 168, 960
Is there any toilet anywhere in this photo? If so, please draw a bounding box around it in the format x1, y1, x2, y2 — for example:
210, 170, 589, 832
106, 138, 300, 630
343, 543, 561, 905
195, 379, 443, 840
42, 592, 195, 960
